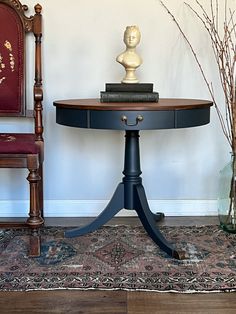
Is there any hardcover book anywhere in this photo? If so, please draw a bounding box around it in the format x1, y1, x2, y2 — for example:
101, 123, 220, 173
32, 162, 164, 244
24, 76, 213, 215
105, 83, 153, 93
100, 91, 159, 103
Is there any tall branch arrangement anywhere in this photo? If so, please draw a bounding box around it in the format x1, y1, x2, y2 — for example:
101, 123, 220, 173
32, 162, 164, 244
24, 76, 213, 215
160, 0, 236, 152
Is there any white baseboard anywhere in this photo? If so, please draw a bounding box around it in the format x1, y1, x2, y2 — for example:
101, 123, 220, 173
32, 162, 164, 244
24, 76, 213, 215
0, 199, 218, 217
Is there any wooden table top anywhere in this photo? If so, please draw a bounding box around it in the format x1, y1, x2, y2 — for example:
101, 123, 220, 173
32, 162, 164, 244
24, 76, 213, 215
53, 98, 213, 111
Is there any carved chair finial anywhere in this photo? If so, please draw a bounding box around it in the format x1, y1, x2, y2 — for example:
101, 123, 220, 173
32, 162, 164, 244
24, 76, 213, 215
34, 3, 42, 14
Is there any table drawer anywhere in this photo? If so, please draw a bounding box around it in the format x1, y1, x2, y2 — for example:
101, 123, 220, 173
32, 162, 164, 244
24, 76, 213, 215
89, 110, 175, 130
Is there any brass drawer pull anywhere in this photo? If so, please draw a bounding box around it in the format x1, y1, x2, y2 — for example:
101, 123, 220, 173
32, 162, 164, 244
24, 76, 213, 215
121, 115, 144, 126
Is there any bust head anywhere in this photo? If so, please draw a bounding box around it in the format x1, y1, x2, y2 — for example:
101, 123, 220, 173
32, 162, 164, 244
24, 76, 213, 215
123, 25, 141, 49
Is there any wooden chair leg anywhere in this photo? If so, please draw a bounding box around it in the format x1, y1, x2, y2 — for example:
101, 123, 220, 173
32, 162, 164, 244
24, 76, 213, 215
26, 157, 44, 257
38, 163, 44, 218
29, 228, 41, 257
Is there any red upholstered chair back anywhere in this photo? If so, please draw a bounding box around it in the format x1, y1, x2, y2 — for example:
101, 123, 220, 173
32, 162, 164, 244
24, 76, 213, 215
0, 0, 43, 140
0, 3, 25, 115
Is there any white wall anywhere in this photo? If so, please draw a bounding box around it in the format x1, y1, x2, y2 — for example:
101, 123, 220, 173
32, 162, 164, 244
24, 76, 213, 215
1, 0, 234, 217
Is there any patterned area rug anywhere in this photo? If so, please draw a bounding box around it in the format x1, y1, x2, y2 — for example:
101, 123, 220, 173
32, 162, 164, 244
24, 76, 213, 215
0, 225, 236, 292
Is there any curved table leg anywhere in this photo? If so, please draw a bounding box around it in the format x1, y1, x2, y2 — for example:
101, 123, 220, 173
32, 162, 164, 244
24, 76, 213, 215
134, 184, 186, 260
65, 183, 124, 238
153, 212, 165, 222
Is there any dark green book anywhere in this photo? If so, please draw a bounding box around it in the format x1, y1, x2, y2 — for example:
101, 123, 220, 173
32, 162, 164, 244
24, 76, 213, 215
100, 91, 159, 103
105, 83, 153, 93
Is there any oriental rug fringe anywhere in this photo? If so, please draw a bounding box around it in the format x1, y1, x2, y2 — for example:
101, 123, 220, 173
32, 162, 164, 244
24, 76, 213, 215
0, 225, 236, 292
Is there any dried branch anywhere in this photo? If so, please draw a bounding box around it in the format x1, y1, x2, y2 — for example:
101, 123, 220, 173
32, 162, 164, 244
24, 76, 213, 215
159, 0, 236, 150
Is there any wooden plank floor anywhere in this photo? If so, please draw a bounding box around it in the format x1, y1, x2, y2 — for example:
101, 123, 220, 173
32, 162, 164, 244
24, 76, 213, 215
1, 216, 236, 314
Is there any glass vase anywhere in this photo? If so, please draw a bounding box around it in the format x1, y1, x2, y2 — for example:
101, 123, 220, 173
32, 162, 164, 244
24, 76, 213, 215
218, 154, 236, 233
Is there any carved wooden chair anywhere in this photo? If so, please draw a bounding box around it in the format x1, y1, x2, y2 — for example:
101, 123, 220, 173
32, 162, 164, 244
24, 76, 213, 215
0, 0, 44, 256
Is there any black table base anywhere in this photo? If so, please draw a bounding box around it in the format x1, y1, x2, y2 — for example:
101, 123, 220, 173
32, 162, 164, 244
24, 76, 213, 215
65, 130, 186, 260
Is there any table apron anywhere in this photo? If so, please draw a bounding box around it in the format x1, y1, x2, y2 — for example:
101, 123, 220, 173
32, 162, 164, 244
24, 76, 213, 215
56, 107, 210, 130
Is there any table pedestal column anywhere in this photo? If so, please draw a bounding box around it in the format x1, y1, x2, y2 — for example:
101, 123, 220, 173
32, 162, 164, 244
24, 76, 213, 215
65, 130, 185, 259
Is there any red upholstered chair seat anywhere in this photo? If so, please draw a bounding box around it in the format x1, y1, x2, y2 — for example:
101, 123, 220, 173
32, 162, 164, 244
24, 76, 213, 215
0, 133, 39, 154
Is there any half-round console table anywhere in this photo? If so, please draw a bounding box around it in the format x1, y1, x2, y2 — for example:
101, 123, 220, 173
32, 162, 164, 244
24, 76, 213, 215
54, 98, 213, 259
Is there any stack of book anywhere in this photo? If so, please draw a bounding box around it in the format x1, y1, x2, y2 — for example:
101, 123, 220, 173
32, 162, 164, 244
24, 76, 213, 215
100, 83, 159, 103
